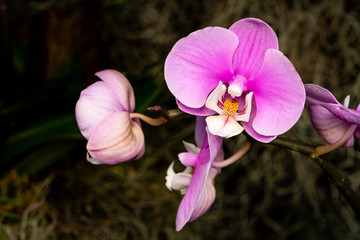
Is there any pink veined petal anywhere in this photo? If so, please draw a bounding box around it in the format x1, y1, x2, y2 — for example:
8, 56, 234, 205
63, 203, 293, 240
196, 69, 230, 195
87, 111, 145, 164
229, 18, 279, 78
205, 82, 227, 115
242, 103, 276, 143
176, 129, 222, 231
355, 105, 360, 139
95, 69, 136, 112
188, 168, 217, 222
206, 115, 244, 138
320, 103, 360, 126
305, 84, 339, 105
165, 27, 239, 108
247, 49, 305, 136
308, 105, 355, 147
178, 152, 199, 167
195, 116, 208, 148
177, 99, 216, 116
75, 81, 121, 140
234, 91, 253, 122
354, 126, 360, 139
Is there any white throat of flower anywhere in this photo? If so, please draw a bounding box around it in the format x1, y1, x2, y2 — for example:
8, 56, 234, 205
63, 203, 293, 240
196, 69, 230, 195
165, 162, 193, 195
165, 141, 200, 194
205, 81, 253, 138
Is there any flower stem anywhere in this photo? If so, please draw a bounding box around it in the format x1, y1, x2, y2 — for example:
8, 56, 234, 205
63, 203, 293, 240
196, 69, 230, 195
146, 106, 186, 119
213, 141, 252, 168
269, 136, 360, 220
129, 113, 167, 126
313, 124, 358, 157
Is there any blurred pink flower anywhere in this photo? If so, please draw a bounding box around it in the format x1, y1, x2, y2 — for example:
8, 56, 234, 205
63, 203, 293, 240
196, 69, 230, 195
75, 69, 145, 164
165, 18, 305, 142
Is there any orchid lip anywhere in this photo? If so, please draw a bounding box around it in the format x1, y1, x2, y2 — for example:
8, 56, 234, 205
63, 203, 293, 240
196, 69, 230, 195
205, 82, 253, 138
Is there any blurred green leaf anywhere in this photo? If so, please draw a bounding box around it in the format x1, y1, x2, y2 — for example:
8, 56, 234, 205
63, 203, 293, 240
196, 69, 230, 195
0, 210, 22, 220
133, 77, 162, 113
14, 140, 82, 175
0, 197, 22, 207
1, 113, 83, 173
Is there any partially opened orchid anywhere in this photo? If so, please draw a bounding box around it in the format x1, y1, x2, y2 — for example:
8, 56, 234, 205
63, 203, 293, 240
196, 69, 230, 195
165, 18, 305, 142
75, 69, 145, 164
305, 84, 360, 155
166, 117, 223, 231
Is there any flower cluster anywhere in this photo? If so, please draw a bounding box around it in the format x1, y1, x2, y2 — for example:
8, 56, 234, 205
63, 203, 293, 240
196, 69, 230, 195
163, 17, 306, 230
74, 17, 360, 232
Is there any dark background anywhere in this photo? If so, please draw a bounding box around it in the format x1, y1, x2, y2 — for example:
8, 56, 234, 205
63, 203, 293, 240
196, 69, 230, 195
1, 0, 360, 239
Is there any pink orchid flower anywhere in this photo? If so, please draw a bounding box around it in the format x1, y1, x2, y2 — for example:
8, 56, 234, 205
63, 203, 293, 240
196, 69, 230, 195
165, 18, 305, 142
75, 69, 145, 164
305, 84, 360, 151
165, 117, 223, 231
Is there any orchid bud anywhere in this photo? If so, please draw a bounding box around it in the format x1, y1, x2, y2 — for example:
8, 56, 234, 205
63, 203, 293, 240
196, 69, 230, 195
75, 69, 145, 164
305, 84, 360, 155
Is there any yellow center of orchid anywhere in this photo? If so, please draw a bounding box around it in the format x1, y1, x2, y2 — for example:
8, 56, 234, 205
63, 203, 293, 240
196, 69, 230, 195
224, 98, 240, 116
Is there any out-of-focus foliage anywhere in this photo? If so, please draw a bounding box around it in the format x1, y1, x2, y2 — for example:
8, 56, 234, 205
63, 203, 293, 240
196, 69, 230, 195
1, 0, 360, 239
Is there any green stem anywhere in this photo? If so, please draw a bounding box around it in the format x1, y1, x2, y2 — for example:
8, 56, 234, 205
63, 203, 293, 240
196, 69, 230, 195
269, 136, 360, 219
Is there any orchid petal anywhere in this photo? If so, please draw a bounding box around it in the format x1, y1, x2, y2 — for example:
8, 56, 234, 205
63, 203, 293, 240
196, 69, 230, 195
182, 141, 200, 154
86, 152, 103, 165
87, 111, 145, 164
95, 70, 135, 112
205, 82, 227, 115
188, 168, 217, 222
195, 116, 208, 148
177, 99, 216, 116
242, 104, 276, 143
306, 84, 360, 124
354, 126, 360, 139
75, 81, 121, 140
305, 84, 339, 105
206, 115, 244, 138
178, 152, 198, 167
344, 95, 350, 108
308, 105, 355, 147
305, 85, 360, 147
165, 161, 176, 190
320, 103, 360, 126
247, 49, 305, 136
166, 162, 193, 191
176, 129, 222, 231
165, 27, 238, 108
172, 173, 193, 191
229, 18, 279, 78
